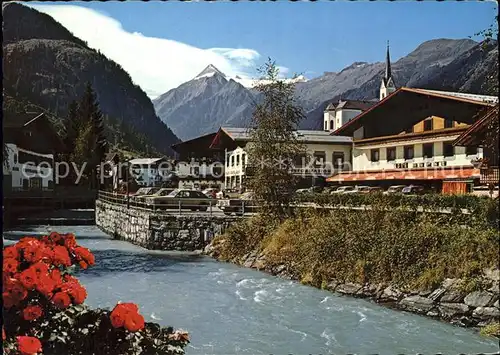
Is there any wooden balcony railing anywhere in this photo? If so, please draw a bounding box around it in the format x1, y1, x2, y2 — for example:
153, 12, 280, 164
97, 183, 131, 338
480, 166, 499, 185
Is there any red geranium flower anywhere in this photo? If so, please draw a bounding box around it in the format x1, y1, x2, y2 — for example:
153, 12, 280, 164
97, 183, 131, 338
30, 261, 49, 276
110, 303, 144, 332
51, 291, 71, 309
3, 245, 19, 260
22, 305, 44, 321
3, 258, 19, 274
36, 273, 57, 298
79, 261, 88, 270
50, 269, 63, 285
3, 278, 28, 308
74, 246, 95, 266
17, 336, 42, 355
124, 312, 145, 332
18, 269, 38, 290
63, 233, 77, 249
52, 246, 71, 267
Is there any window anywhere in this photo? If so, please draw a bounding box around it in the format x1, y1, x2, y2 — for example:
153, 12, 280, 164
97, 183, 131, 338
332, 151, 344, 169
236, 155, 240, 166
466, 146, 478, 156
404, 145, 414, 160
294, 154, 307, 168
424, 119, 433, 131
231, 156, 235, 166
423, 143, 434, 158
370, 149, 380, 162
330, 120, 334, 130
241, 154, 246, 167
443, 142, 454, 157
314, 151, 326, 166
324, 121, 328, 131
386, 147, 396, 161
193, 167, 200, 176
29, 177, 42, 190
444, 119, 454, 129
226, 158, 230, 167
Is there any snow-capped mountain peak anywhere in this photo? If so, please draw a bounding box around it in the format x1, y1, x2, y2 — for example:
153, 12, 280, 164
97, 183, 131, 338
194, 64, 227, 80
232, 74, 308, 88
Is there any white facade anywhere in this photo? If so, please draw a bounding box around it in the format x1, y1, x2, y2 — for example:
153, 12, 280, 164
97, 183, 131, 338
3, 143, 54, 190
379, 80, 396, 101
352, 135, 482, 173
174, 160, 224, 190
324, 103, 371, 132
129, 158, 172, 187
224, 138, 353, 189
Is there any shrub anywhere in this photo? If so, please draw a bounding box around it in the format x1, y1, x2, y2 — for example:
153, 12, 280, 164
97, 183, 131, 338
2, 232, 189, 355
292, 192, 499, 228
217, 206, 499, 290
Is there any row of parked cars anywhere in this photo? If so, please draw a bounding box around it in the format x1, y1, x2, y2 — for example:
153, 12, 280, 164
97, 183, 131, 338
296, 184, 426, 195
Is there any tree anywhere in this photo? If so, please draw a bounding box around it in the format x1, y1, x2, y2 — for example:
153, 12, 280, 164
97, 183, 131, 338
63, 100, 80, 157
78, 82, 107, 165
246, 59, 305, 219
473, 13, 499, 96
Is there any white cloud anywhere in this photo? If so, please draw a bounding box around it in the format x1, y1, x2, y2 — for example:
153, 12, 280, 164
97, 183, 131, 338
29, 4, 266, 99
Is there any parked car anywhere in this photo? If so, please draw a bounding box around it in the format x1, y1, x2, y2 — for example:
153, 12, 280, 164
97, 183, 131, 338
296, 186, 323, 194
202, 188, 219, 199
331, 186, 356, 194
147, 189, 212, 211
383, 185, 407, 195
402, 185, 425, 195
217, 191, 259, 216
153, 188, 175, 196
343, 186, 371, 194
366, 186, 383, 194
131, 187, 161, 199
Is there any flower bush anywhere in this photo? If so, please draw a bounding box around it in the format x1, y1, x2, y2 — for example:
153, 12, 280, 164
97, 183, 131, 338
3, 232, 189, 355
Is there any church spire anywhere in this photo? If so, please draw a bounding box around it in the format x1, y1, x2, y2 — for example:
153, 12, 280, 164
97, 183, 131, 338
379, 40, 396, 101
385, 40, 392, 82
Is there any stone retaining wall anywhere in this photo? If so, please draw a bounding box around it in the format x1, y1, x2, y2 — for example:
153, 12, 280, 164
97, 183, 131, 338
96, 200, 239, 251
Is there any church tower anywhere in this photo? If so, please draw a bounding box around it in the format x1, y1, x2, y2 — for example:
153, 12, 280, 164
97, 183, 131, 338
380, 41, 396, 100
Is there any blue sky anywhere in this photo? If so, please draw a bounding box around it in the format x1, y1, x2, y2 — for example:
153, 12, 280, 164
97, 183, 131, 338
31, 1, 497, 97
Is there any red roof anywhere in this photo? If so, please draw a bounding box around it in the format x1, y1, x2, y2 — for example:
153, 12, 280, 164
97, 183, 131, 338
326, 167, 480, 182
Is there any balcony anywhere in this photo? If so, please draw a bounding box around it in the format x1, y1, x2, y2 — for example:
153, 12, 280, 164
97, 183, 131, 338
480, 166, 499, 185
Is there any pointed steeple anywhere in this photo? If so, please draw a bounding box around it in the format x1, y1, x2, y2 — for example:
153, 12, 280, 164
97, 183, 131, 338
385, 40, 392, 83
379, 41, 396, 101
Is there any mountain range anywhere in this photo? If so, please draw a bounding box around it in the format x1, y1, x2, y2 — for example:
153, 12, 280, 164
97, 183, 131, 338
2, 2, 180, 155
3, 2, 497, 150
154, 38, 498, 140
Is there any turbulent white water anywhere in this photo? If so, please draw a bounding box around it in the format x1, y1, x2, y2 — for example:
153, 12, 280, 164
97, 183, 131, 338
4, 226, 499, 354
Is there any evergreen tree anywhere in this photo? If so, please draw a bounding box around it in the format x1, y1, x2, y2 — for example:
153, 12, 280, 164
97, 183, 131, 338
64, 100, 80, 157
78, 82, 108, 165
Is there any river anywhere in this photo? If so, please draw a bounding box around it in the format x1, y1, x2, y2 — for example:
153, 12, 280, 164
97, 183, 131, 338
4, 225, 499, 354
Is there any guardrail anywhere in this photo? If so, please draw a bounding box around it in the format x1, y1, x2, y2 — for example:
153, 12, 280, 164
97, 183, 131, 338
97, 190, 481, 218
97, 190, 255, 217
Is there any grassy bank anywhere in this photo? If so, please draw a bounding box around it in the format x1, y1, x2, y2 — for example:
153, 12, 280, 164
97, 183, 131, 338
215, 196, 499, 292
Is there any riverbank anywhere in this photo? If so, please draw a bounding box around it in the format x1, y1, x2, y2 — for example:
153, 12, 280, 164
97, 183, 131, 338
205, 208, 500, 337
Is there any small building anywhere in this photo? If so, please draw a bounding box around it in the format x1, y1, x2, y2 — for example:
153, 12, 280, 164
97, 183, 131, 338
454, 104, 499, 193
210, 127, 353, 190
323, 99, 376, 132
327, 87, 498, 193
3, 112, 64, 193
170, 132, 225, 190
128, 157, 172, 187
